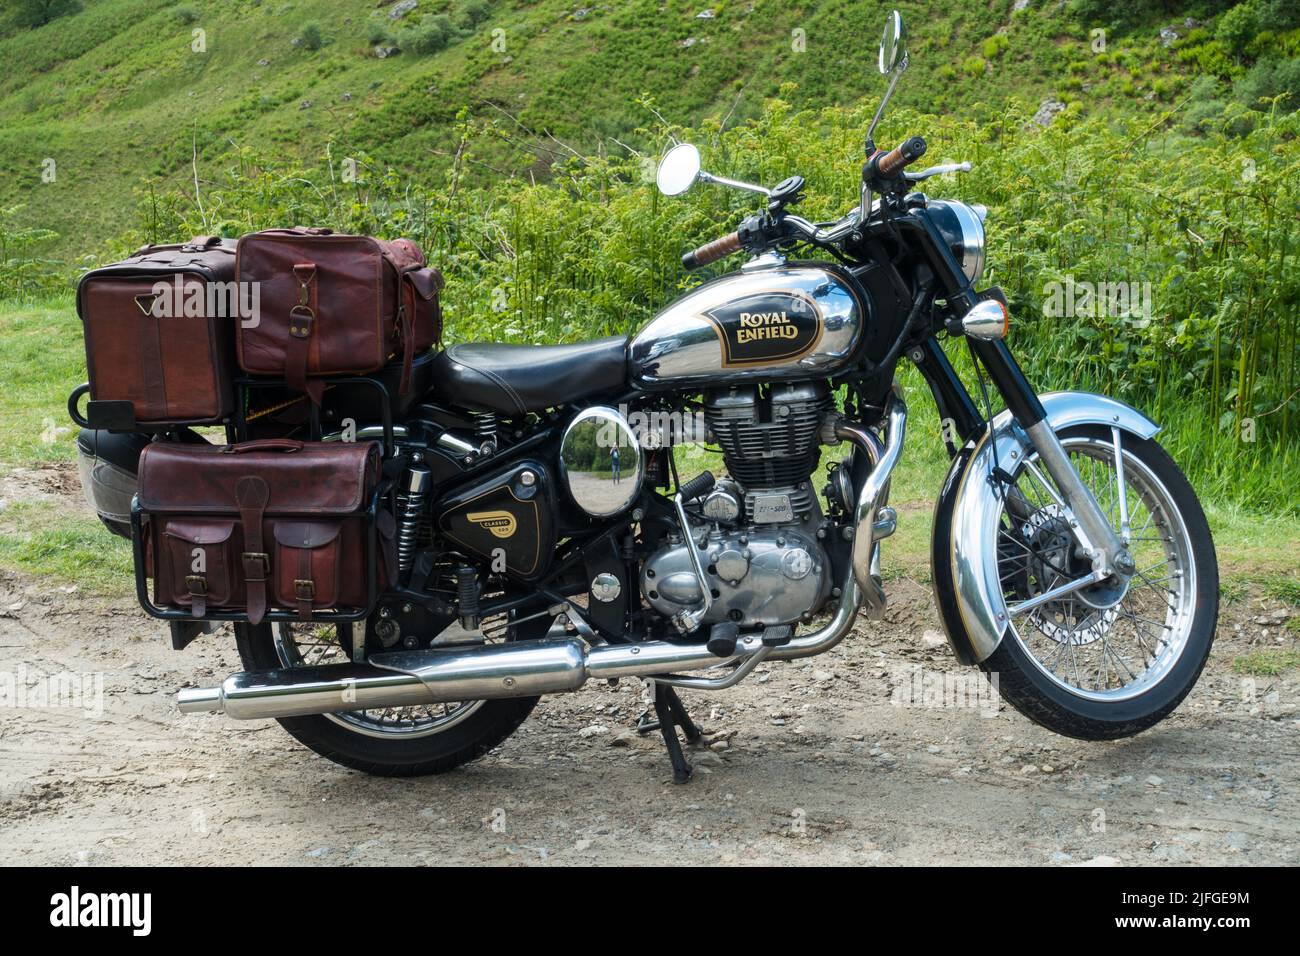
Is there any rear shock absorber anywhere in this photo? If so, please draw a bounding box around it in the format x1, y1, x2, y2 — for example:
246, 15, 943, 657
397, 463, 431, 581
474, 411, 498, 457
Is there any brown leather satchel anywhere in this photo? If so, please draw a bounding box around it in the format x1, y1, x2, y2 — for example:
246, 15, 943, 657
137, 438, 384, 623
235, 227, 442, 402
77, 236, 238, 426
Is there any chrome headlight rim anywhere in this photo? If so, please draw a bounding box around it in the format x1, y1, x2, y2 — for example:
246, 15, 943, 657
927, 199, 986, 286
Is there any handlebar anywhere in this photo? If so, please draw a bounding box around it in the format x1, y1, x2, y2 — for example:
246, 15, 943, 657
871, 135, 927, 178
682, 231, 742, 270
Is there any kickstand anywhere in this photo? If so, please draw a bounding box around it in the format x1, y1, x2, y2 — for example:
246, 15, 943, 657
640, 684, 698, 784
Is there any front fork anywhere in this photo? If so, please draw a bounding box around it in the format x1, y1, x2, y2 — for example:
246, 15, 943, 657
916, 337, 1134, 581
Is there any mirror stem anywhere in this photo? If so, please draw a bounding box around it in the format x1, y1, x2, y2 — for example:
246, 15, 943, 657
865, 52, 908, 145
697, 172, 772, 198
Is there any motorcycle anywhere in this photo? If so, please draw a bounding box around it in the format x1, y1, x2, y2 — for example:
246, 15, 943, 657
76, 10, 1218, 782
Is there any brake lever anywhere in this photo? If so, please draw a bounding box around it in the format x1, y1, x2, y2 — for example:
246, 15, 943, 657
904, 161, 972, 182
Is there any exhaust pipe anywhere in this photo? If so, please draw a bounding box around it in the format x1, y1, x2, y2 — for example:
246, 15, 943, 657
176, 613, 869, 720
178, 389, 908, 722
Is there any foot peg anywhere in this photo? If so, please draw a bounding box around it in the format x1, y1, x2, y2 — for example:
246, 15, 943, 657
706, 622, 739, 657
761, 624, 793, 647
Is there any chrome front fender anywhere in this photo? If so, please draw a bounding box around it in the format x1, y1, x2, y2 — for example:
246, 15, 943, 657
933, 392, 1160, 665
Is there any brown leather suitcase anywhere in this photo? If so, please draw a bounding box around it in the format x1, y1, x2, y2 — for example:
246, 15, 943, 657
136, 438, 385, 623
235, 227, 442, 402
77, 236, 238, 426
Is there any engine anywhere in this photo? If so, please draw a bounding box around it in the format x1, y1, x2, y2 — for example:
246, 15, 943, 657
642, 382, 836, 629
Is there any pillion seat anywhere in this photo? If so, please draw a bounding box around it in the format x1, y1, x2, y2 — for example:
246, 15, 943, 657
428, 336, 629, 415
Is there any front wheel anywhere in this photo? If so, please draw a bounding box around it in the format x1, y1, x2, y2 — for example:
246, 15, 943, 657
977, 424, 1218, 740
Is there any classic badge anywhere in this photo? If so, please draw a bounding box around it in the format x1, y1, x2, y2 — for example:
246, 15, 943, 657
467, 510, 517, 539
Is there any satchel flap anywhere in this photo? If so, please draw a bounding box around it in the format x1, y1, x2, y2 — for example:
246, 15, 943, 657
273, 521, 342, 549
163, 520, 236, 545
138, 440, 380, 515
405, 267, 443, 301
379, 237, 427, 273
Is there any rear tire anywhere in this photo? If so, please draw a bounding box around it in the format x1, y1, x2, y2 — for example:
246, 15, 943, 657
235, 623, 539, 777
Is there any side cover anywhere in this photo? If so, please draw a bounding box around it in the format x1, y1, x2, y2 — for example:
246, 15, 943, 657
437, 460, 556, 580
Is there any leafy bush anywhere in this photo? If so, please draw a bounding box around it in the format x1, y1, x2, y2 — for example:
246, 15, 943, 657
458, 0, 491, 30
982, 34, 1008, 60
171, 4, 199, 25
298, 22, 324, 51
0, 206, 63, 300
1234, 56, 1300, 106
400, 14, 457, 55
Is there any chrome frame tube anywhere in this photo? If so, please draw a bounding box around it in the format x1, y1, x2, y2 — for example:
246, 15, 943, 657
833, 383, 907, 617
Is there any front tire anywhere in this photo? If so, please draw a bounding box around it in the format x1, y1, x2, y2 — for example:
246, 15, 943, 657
972, 425, 1217, 740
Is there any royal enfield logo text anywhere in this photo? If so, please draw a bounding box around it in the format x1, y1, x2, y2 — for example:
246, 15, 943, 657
703, 290, 824, 366
736, 311, 800, 343
50, 886, 152, 936
0, 665, 103, 717
140, 276, 262, 328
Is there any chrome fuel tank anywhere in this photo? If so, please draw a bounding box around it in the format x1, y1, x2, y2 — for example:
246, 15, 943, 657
629, 264, 867, 389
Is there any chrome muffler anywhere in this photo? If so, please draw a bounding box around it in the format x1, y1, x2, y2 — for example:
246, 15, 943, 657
178, 388, 909, 721
178, 624, 851, 720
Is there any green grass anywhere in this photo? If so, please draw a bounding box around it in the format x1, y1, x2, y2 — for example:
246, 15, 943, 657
0, 500, 133, 595
0, 293, 84, 464
1232, 648, 1300, 676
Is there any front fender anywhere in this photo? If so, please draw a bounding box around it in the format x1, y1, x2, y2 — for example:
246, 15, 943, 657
932, 392, 1160, 665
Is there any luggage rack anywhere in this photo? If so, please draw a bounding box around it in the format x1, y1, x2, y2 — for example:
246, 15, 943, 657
128, 481, 389, 627
68, 375, 399, 459
232, 375, 398, 458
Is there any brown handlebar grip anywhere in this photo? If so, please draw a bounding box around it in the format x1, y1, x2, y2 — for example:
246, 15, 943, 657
683, 231, 742, 270
873, 135, 928, 178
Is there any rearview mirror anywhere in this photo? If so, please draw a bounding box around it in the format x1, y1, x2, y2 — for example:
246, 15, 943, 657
656, 143, 701, 197
879, 10, 906, 75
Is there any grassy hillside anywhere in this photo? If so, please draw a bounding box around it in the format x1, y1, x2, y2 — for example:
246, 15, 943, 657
1, 0, 1293, 267
0, 0, 1296, 516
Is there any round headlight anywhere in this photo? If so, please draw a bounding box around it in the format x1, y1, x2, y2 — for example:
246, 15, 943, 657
927, 199, 986, 285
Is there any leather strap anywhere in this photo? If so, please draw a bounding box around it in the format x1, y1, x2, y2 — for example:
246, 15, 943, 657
295, 547, 314, 620
186, 574, 208, 617
236, 476, 270, 625
138, 299, 167, 417
285, 263, 324, 404
398, 298, 414, 396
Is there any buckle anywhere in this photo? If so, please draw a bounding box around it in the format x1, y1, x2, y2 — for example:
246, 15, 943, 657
185, 575, 208, 596
294, 579, 315, 602
289, 305, 314, 338
242, 552, 269, 579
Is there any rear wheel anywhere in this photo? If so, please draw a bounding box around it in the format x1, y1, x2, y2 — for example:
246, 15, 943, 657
235, 614, 543, 777
977, 425, 1218, 740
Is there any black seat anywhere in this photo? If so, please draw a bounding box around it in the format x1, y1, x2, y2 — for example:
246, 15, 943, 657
429, 336, 628, 415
